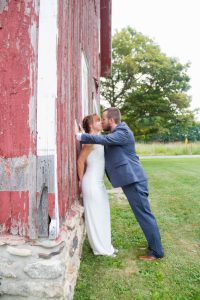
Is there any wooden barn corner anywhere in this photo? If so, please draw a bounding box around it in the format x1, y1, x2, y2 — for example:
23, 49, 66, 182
0, 0, 111, 299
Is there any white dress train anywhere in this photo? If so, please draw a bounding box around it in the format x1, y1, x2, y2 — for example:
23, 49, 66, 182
82, 144, 114, 256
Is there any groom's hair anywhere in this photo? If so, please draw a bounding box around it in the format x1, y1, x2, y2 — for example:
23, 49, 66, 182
103, 107, 121, 124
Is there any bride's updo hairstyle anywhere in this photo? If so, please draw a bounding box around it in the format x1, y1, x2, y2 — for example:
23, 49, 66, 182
82, 114, 100, 133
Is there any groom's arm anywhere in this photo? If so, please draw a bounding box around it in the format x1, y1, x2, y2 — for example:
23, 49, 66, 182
76, 129, 129, 145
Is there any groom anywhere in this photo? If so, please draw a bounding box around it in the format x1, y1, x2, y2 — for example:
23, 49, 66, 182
76, 107, 164, 260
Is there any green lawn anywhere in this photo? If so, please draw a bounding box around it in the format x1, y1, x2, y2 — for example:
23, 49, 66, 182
136, 142, 200, 156
74, 158, 200, 300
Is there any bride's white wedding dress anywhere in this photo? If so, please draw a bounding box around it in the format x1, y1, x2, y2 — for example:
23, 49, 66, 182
82, 144, 115, 256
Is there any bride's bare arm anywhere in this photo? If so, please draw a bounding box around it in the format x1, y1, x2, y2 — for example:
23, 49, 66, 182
77, 145, 93, 180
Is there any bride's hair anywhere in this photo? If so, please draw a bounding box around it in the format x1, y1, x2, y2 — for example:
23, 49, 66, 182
82, 114, 100, 133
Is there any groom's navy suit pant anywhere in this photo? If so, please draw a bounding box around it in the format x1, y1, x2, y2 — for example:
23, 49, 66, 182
122, 180, 164, 258
80, 122, 164, 258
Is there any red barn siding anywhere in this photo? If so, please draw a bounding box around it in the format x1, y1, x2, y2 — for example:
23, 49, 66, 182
0, 0, 38, 157
100, 0, 112, 77
0, 191, 29, 235
0, 0, 39, 238
0, 0, 111, 238
56, 0, 101, 219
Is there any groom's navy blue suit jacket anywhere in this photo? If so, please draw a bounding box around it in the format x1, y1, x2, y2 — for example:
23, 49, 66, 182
80, 122, 147, 187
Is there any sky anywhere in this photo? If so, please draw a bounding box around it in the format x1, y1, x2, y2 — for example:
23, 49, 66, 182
112, 0, 200, 114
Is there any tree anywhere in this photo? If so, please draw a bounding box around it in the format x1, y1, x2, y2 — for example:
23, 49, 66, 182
101, 27, 195, 138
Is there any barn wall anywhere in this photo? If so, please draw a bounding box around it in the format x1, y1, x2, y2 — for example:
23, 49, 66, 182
0, 0, 111, 298
0, 0, 104, 238
56, 0, 101, 219
0, 0, 39, 238
100, 0, 112, 77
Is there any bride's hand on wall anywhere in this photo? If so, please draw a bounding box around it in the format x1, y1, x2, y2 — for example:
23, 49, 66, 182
79, 123, 85, 133
74, 120, 79, 134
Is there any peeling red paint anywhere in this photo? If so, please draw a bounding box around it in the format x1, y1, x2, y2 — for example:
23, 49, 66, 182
100, 0, 112, 77
0, 0, 39, 238
56, 0, 103, 219
0, 0, 111, 238
4, 163, 11, 178
0, 191, 11, 230
0, 191, 29, 236
48, 193, 56, 218
0, 0, 38, 157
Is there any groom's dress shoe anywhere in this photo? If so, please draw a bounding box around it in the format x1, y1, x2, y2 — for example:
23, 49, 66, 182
138, 255, 158, 261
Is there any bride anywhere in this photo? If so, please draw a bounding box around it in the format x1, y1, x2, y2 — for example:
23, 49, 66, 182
77, 114, 116, 257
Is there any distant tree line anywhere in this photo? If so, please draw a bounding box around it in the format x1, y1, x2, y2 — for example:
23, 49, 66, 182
101, 27, 200, 142
134, 123, 200, 142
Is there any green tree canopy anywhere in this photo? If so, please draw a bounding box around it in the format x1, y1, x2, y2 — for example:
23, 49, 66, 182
101, 27, 195, 138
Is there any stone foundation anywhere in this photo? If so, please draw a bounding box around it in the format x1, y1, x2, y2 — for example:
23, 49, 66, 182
0, 202, 85, 300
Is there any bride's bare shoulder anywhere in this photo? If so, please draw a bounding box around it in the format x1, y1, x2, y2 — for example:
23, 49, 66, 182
78, 144, 93, 162
80, 144, 93, 156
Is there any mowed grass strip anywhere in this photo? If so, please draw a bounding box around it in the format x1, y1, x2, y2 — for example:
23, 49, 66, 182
74, 158, 200, 300
136, 142, 200, 156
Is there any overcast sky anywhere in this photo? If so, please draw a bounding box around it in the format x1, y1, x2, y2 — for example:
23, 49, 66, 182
112, 0, 200, 112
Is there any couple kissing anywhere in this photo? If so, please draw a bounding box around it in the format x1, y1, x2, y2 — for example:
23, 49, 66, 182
76, 107, 164, 261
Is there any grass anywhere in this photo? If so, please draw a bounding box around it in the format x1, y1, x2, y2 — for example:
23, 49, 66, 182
136, 142, 200, 156
74, 158, 200, 300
